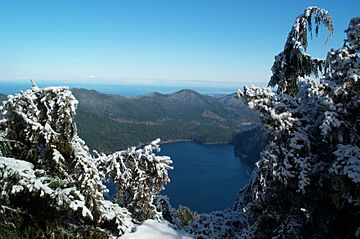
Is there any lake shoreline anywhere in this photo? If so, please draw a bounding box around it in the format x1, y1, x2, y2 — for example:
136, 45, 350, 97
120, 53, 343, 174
160, 139, 230, 145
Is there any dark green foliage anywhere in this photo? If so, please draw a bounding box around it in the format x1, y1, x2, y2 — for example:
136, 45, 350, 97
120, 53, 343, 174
76, 109, 235, 153
73, 89, 258, 153
175, 206, 199, 229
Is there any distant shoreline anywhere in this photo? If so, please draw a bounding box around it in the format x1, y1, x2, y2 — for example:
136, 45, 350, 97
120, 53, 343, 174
0, 81, 240, 97
160, 139, 231, 145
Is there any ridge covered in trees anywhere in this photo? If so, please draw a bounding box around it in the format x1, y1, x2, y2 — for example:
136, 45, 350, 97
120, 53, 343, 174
71, 88, 258, 153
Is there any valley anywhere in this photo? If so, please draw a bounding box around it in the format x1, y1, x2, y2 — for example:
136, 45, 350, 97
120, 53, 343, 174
72, 88, 261, 153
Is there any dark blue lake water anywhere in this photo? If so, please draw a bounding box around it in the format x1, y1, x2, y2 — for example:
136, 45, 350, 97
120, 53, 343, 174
159, 141, 254, 213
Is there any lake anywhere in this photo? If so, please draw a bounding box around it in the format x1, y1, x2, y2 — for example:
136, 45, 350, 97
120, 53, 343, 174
159, 141, 254, 213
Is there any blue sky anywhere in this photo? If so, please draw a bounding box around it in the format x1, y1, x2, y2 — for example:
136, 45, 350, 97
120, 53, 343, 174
0, 0, 359, 88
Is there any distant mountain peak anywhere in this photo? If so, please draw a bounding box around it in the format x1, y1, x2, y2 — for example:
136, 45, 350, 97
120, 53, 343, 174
145, 92, 165, 97
172, 89, 200, 95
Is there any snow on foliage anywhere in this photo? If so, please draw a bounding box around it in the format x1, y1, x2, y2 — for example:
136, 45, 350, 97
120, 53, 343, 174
236, 9, 360, 238
0, 85, 173, 237
0, 156, 93, 219
268, 6, 333, 96
96, 138, 173, 222
346, 17, 360, 50
331, 144, 360, 183
184, 210, 245, 239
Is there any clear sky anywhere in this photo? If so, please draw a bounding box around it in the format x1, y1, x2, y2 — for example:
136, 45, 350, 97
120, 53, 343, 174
0, 0, 359, 88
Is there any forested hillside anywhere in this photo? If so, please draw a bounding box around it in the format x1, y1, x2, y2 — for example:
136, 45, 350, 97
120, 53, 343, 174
73, 88, 259, 153
232, 126, 268, 164
1, 89, 265, 158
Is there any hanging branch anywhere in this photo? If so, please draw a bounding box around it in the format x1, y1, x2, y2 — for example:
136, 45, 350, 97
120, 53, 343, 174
268, 6, 334, 96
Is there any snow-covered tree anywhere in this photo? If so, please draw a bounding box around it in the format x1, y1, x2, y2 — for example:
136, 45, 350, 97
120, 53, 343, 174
96, 138, 173, 222
184, 209, 245, 239
0, 85, 172, 237
235, 7, 360, 238
269, 6, 333, 96
182, 7, 359, 239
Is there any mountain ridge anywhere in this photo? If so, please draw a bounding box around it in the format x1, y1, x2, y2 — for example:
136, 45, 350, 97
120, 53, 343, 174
71, 88, 259, 153
72, 88, 256, 124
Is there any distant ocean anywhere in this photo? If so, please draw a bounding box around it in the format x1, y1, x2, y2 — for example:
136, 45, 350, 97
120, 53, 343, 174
0, 81, 241, 97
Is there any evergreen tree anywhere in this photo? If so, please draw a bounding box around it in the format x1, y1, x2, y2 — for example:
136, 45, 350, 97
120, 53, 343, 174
184, 7, 359, 239
269, 7, 333, 96
237, 8, 360, 239
0, 85, 172, 237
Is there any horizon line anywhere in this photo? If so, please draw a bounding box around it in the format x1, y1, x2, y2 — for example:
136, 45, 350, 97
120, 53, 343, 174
0, 78, 268, 88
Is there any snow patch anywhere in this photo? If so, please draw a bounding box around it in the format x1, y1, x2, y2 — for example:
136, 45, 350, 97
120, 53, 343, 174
120, 220, 193, 239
